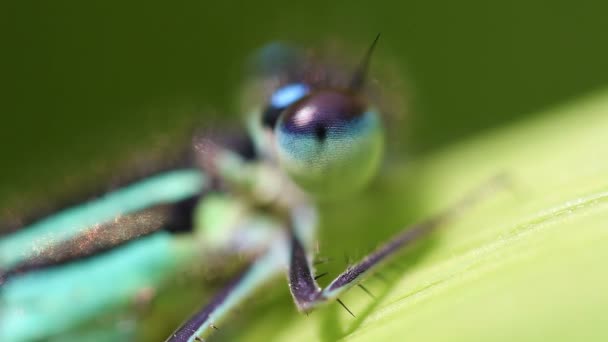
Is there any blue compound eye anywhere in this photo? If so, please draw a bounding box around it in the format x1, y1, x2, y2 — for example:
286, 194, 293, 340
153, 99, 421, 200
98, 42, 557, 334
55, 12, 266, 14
275, 89, 384, 197
262, 83, 310, 128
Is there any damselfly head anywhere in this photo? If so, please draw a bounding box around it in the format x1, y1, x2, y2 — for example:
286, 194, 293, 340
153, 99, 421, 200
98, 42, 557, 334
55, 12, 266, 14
275, 87, 383, 197
260, 35, 385, 198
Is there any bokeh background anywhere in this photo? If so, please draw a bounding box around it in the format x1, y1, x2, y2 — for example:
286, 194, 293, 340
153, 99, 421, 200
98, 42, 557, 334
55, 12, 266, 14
2, 1, 608, 341
2, 0, 608, 212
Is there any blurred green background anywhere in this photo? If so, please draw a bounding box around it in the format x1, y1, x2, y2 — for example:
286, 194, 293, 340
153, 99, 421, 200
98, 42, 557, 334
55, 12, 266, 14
2, 1, 608, 212
2, 2, 608, 341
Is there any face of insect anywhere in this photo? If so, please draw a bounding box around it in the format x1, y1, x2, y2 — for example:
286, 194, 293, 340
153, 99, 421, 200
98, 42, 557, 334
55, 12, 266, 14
274, 88, 384, 197
245, 37, 385, 198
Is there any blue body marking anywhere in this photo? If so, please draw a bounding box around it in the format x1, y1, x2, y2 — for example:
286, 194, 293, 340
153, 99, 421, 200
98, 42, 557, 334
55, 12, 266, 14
0, 232, 197, 341
0, 169, 206, 271
270, 83, 310, 108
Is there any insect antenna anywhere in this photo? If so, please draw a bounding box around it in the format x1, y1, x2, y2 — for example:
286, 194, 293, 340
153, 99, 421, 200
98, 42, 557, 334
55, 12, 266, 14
349, 33, 381, 91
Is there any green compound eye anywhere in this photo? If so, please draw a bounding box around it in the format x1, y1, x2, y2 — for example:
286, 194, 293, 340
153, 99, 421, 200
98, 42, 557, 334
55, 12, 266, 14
275, 89, 384, 198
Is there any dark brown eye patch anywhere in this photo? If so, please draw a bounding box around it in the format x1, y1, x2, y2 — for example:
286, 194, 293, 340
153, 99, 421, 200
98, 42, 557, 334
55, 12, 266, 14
279, 89, 367, 138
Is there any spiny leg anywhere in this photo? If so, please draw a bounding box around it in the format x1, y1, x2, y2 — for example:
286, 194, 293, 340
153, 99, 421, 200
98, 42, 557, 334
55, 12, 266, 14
288, 176, 506, 312
166, 141, 313, 341
166, 235, 289, 342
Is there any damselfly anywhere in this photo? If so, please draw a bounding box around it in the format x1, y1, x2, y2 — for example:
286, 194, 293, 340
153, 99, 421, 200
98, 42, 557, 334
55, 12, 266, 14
0, 35, 499, 342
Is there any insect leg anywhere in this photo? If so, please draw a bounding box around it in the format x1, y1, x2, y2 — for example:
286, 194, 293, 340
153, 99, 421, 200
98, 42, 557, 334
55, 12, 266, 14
0, 231, 198, 342
166, 232, 289, 342
287, 176, 506, 312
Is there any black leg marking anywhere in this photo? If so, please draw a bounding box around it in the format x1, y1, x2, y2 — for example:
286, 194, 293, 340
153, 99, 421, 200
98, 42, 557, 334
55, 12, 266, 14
314, 272, 329, 280
357, 284, 376, 299
336, 298, 356, 317
288, 234, 321, 310
168, 267, 249, 342
287, 177, 504, 313
167, 239, 285, 342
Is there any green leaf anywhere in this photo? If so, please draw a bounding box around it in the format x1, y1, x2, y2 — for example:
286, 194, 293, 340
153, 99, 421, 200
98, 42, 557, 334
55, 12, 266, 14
235, 89, 608, 341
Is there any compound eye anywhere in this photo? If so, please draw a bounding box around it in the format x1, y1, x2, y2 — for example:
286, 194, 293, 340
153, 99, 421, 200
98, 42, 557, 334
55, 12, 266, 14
261, 83, 310, 128
275, 89, 384, 197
